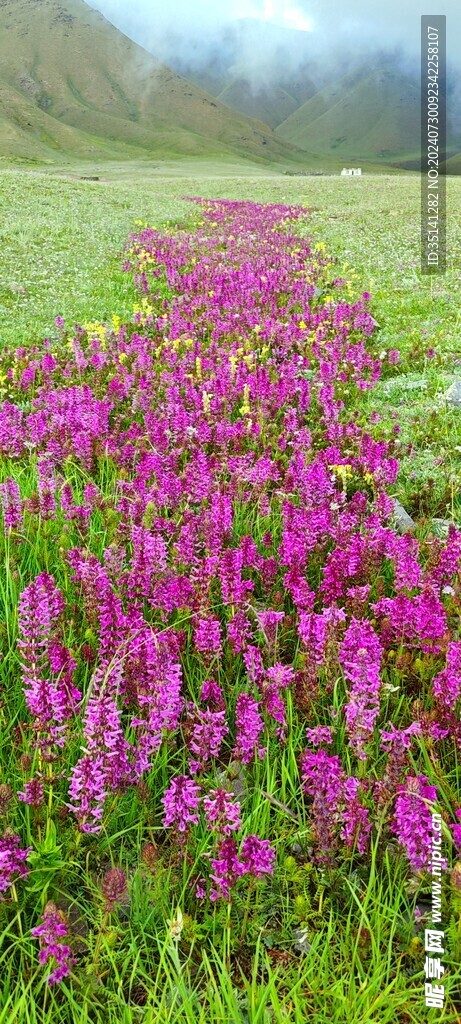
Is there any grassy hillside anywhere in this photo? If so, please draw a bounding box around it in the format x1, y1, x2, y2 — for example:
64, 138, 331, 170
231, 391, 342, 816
217, 80, 299, 130
276, 66, 423, 163
444, 151, 461, 174
0, 0, 307, 165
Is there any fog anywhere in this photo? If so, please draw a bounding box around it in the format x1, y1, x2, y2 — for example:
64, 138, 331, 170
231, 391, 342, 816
86, 0, 459, 64
85, 0, 458, 112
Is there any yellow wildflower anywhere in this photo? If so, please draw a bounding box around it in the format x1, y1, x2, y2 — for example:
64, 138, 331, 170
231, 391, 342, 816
239, 384, 251, 416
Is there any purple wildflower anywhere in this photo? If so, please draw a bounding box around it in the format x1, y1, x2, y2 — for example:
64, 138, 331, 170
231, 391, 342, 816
31, 902, 75, 985
301, 749, 345, 861
451, 810, 461, 852
233, 693, 266, 764
18, 573, 79, 751
194, 616, 223, 658
0, 477, 22, 531
240, 835, 276, 877
18, 778, 45, 807
209, 837, 246, 901
375, 722, 422, 809
188, 707, 228, 773
200, 679, 224, 707
67, 754, 108, 833
162, 775, 201, 832
256, 610, 285, 648
340, 618, 383, 759
305, 726, 334, 746
433, 642, 461, 711
67, 665, 134, 833
391, 775, 439, 871
227, 611, 252, 654
36, 455, 57, 519
340, 777, 372, 854
203, 788, 242, 836
0, 833, 31, 894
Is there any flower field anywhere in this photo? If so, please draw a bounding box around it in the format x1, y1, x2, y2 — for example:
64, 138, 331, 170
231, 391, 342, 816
1, 192, 461, 1022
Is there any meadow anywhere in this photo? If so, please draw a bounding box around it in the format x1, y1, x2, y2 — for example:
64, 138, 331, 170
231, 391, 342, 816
0, 163, 461, 1024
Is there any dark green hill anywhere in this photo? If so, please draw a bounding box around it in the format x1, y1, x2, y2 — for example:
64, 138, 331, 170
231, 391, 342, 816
276, 66, 422, 163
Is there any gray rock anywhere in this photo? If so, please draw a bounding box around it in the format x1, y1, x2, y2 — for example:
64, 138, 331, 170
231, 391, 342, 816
445, 381, 461, 408
392, 499, 416, 534
216, 761, 247, 804
400, 378, 427, 390
431, 518, 452, 538
293, 927, 311, 954
8, 282, 28, 295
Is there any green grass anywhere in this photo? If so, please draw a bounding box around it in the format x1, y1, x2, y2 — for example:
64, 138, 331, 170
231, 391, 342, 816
1, 164, 461, 1022
296, 174, 461, 525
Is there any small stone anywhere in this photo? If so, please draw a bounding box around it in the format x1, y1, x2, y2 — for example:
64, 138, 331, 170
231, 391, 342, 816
216, 762, 247, 804
431, 518, 452, 538
293, 927, 311, 954
392, 499, 416, 534
8, 282, 28, 295
230, 777, 246, 802
445, 381, 461, 408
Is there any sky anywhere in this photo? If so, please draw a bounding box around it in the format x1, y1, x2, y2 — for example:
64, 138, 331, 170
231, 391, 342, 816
86, 0, 459, 68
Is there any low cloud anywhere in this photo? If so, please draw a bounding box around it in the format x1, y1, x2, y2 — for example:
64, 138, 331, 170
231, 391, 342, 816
86, 0, 459, 84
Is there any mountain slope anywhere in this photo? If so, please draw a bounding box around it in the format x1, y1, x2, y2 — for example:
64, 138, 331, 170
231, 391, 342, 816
159, 18, 319, 129
216, 81, 299, 131
156, 18, 459, 169
0, 0, 303, 164
276, 66, 424, 162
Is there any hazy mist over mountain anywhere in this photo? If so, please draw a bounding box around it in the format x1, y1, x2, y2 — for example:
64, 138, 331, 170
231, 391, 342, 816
85, 1, 459, 153
85, 0, 459, 71
84, 0, 459, 168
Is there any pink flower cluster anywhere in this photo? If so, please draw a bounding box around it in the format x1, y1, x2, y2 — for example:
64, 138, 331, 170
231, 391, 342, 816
0, 833, 31, 894
161, 777, 275, 898
391, 775, 438, 871
340, 618, 383, 759
2, 196, 460, 901
31, 902, 75, 984
300, 748, 371, 861
18, 573, 81, 753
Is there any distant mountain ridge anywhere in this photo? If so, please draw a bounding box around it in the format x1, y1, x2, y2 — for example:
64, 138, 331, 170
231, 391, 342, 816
158, 18, 461, 169
276, 64, 423, 163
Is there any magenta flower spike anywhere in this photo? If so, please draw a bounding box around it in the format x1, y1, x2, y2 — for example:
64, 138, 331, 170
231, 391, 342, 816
31, 902, 75, 985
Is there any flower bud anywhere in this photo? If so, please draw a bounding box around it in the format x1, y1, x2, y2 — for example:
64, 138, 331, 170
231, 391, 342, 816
451, 861, 461, 891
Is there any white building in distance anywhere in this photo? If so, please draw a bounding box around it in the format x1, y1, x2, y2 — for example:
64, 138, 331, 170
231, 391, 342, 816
341, 168, 362, 176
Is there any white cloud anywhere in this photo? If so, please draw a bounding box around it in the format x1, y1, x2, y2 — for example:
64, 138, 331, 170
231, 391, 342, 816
267, 2, 312, 31
87, 0, 459, 66
232, 0, 313, 30
282, 7, 313, 31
